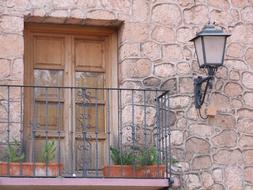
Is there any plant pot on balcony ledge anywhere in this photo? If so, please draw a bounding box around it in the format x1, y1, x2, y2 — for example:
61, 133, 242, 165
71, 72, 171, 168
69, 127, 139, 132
0, 162, 63, 176
103, 164, 166, 178
103, 146, 168, 178
0, 140, 63, 176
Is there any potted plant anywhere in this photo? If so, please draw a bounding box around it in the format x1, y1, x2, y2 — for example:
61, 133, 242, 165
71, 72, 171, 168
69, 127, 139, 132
135, 146, 166, 178
103, 146, 135, 177
0, 140, 63, 176
103, 145, 166, 178
35, 140, 63, 176
0, 139, 30, 176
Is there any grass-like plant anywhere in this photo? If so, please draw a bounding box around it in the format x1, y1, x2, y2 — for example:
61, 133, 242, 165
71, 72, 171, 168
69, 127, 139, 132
137, 146, 159, 166
6, 139, 25, 162
137, 146, 178, 166
110, 147, 134, 165
39, 140, 56, 162
110, 145, 178, 166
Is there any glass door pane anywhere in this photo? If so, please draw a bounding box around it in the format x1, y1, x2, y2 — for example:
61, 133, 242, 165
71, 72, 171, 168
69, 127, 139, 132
33, 70, 64, 131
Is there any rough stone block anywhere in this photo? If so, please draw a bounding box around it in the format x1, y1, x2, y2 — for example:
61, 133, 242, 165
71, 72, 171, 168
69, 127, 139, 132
185, 137, 210, 160
184, 5, 209, 25
151, 26, 175, 43
152, 3, 181, 27
0, 34, 23, 58
121, 59, 152, 79
192, 155, 212, 170
154, 63, 175, 78
212, 130, 237, 147
141, 41, 161, 61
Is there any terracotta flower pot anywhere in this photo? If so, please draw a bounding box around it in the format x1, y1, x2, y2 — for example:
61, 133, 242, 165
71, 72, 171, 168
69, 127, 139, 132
103, 165, 166, 178
0, 162, 63, 176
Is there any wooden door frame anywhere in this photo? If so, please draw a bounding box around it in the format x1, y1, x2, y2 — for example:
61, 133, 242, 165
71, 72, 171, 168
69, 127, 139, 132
24, 23, 118, 173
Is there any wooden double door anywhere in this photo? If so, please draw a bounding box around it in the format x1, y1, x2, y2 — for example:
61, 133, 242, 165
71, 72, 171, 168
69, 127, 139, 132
24, 23, 117, 174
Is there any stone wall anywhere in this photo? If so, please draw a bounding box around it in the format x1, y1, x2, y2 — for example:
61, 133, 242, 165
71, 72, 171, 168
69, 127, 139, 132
0, 0, 253, 189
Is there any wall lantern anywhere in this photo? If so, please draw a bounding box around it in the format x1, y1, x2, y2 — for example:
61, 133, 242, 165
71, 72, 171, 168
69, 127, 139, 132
190, 25, 230, 110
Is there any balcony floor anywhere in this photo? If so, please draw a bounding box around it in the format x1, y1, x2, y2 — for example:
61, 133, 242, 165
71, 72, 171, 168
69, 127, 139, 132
0, 177, 168, 190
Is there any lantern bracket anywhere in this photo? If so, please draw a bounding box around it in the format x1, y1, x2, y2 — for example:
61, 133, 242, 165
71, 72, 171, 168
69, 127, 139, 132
194, 75, 213, 109
194, 65, 218, 109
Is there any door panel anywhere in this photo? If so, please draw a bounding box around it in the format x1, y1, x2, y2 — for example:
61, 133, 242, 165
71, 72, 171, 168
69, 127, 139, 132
26, 33, 67, 164
33, 36, 65, 68
75, 104, 105, 132
33, 69, 64, 137
74, 47, 106, 171
74, 38, 105, 72
75, 139, 106, 173
36, 101, 64, 131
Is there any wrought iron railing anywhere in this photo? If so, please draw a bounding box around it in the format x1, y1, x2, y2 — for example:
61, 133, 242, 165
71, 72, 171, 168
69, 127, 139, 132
0, 85, 171, 179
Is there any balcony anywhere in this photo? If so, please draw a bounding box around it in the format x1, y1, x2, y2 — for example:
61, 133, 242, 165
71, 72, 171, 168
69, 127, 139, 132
0, 85, 174, 189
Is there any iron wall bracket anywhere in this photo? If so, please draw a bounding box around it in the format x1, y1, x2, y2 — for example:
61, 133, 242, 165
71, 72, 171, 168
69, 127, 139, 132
194, 75, 213, 109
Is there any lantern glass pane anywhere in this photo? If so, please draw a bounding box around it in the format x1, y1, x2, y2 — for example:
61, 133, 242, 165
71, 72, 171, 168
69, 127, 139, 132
194, 37, 205, 67
203, 36, 226, 65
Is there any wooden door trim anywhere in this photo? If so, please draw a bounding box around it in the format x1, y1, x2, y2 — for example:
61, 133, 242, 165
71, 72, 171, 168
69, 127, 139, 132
25, 23, 117, 37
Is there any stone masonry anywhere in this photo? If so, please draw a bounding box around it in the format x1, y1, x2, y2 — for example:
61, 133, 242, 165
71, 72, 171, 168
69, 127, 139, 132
0, 0, 253, 189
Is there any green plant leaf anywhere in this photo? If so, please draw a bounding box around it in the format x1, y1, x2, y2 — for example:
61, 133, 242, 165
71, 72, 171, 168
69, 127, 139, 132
6, 138, 25, 162
110, 146, 134, 165
110, 145, 178, 167
40, 140, 56, 162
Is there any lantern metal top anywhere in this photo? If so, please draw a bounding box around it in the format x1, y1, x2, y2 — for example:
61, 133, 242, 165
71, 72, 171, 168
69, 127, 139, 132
190, 25, 231, 42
